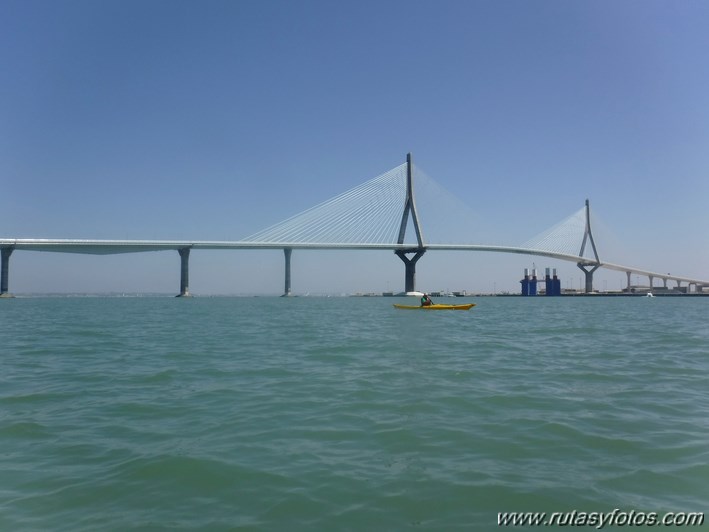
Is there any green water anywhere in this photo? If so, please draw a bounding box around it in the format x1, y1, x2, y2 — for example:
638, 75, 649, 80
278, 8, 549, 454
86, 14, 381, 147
1, 296, 707, 530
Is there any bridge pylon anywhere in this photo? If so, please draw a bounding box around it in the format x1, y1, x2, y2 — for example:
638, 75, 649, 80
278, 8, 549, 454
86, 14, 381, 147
283, 248, 292, 296
576, 199, 601, 293
395, 153, 426, 293
0, 247, 14, 298
176, 247, 192, 297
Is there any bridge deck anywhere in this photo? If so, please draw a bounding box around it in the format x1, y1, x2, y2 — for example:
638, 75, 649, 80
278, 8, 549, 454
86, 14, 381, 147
2, 238, 707, 286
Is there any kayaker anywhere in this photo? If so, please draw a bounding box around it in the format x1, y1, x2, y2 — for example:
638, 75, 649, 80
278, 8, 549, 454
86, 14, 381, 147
420, 293, 433, 307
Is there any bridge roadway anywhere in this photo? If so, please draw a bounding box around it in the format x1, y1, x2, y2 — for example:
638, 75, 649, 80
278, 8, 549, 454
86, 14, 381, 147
1, 238, 707, 296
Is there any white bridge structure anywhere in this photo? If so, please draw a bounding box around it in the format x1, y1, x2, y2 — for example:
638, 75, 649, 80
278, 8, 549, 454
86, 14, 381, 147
1, 154, 707, 297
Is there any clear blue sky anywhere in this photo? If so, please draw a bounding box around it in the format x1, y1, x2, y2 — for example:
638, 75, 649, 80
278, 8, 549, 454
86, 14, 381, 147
2, 0, 708, 294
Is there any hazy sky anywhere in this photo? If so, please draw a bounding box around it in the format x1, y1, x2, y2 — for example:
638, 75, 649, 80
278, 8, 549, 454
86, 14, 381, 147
2, 0, 708, 295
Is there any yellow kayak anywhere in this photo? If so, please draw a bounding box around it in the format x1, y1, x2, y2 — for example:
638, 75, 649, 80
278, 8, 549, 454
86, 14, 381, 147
393, 303, 475, 310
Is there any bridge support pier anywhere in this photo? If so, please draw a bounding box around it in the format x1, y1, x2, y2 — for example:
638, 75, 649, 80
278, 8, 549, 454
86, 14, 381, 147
395, 249, 425, 293
283, 248, 292, 296
177, 248, 191, 297
577, 263, 599, 293
648, 275, 654, 293
1, 247, 14, 298
626, 271, 632, 292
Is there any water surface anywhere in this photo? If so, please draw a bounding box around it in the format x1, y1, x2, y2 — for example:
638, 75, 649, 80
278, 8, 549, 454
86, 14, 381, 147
1, 296, 707, 530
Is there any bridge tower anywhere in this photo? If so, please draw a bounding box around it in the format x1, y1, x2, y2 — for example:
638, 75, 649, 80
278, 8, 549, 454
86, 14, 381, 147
394, 153, 426, 293
577, 199, 600, 293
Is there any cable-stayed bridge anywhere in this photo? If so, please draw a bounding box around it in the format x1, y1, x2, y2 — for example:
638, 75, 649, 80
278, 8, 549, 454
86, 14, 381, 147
1, 154, 707, 297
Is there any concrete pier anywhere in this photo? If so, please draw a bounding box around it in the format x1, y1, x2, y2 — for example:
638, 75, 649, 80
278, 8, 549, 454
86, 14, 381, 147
577, 263, 599, 293
395, 249, 425, 293
283, 248, 292, 296
177, 247, 191, 297
0, 247, 13, 297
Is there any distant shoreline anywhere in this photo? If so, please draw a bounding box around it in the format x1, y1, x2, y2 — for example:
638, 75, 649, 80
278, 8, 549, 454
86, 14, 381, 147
4, 291, 708, 299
